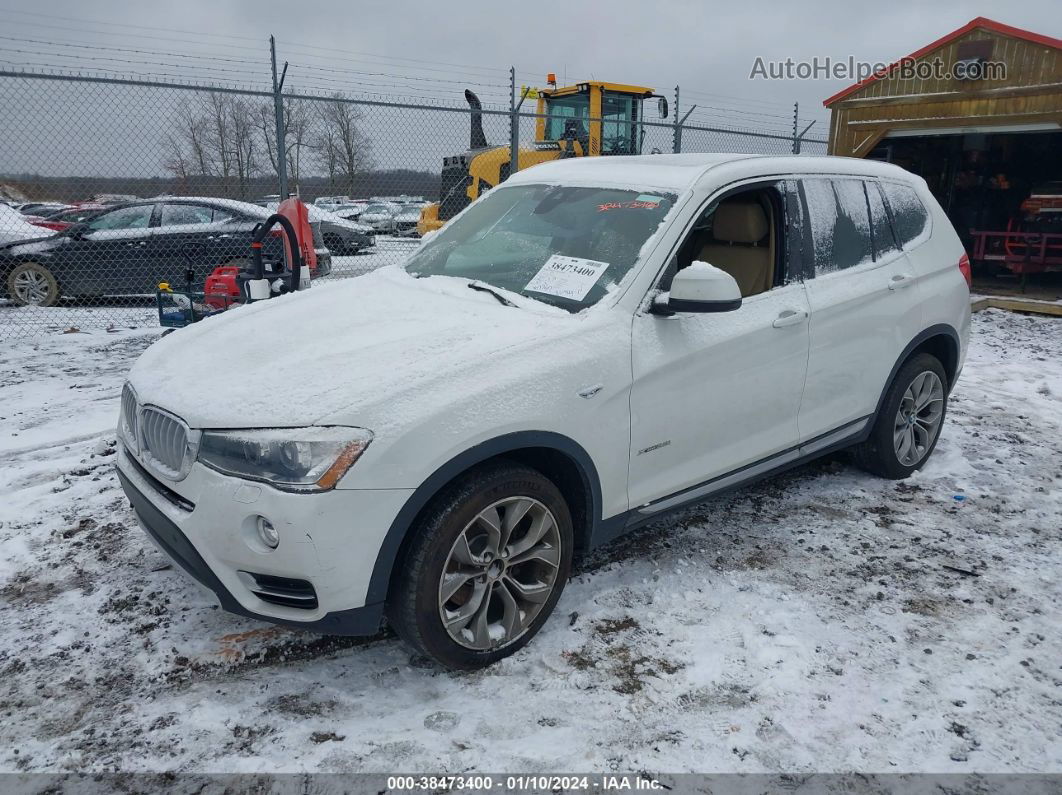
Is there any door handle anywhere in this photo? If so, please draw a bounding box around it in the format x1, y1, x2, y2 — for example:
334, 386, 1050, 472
125, 241, 147, 247
889, 273, 915, 290
772, 308, 808, 328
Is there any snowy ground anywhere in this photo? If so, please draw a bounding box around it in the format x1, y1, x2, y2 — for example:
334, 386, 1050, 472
0, 308, 1060, 775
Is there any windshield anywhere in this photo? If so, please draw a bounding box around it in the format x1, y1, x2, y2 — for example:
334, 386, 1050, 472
404, 184, 675, 311
545, 95, 590, 141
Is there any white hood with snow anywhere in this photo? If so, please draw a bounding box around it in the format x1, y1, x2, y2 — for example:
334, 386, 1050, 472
128, 267, 609, 431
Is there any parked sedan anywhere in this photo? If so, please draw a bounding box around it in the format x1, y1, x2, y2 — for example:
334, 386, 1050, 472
1, 197, 331, 307
393, 205, 422, 237
330, 200, 371, 220
356, 202, 403, 233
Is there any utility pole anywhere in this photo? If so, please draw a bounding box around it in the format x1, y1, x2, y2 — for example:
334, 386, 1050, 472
792, 102, 799, 154
673, 86, 680, 153
508, 67, 532, 177
270, 36, 289, 199
790, 101, 816, 156
673, 86, 696, 155
509, 66, 518, 177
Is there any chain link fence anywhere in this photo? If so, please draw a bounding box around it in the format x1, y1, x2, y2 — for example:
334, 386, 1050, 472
0, 69, 826, 339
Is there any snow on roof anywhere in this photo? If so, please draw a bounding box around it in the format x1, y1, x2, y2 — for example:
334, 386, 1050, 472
503, 153, 924, 191
505, 153, 753, 192
163, 196, 272, 217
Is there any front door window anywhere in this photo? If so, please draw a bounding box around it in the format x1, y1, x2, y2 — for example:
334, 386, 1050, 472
86, 205, 153, 232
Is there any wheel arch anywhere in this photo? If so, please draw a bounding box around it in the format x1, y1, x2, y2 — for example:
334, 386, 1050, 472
871, 324, 961, 428
365, 431, 603, 608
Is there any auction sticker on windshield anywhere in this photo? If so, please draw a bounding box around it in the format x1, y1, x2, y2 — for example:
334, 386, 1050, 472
525, 255, 609, 301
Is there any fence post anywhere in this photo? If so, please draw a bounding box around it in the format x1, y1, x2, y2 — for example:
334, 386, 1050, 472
270, 36, 289, 198
509, 66, 519, 177
672, 86, 681, 153
791, 102, 816, 156
791, 102, 799, 155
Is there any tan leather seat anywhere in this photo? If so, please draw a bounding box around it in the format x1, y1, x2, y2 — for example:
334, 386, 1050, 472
696, 201, 773, 297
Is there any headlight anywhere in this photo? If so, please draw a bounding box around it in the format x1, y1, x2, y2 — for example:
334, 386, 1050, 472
197, 427, 373, 492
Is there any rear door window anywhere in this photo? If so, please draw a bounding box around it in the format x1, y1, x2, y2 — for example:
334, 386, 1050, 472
866, 182, 900, 260
801, 178, 873, 274
160, 204, 237, 226
880, 182, 929, 247
160, 204, 214, 226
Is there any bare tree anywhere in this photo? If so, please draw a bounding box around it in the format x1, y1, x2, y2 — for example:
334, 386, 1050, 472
317, 95, 373, 194
163, 93, 259, 198
313, 114, 341, 189
257, 98, 313, 192
228, 98, 258, 199
162, 132, 191, 185
285, 99, 313, 188
203, 93, 233, 182
162, 98, 210, 189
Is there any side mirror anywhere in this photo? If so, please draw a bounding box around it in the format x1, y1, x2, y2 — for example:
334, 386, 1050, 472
652, 262, 742, 314
657, 96, 669, 119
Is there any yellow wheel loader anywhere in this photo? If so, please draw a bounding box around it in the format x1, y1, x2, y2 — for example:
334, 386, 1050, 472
417, 78, 668, 236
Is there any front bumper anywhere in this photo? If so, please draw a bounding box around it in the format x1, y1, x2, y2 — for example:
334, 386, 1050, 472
116, 444, 412, 636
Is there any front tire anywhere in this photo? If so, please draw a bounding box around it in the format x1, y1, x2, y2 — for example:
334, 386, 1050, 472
387, 462, 573, 669
855, 352, 948, 479
7, 261, 60, 306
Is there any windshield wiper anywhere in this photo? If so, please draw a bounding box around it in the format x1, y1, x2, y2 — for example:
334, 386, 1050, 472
467, 281, 518, 307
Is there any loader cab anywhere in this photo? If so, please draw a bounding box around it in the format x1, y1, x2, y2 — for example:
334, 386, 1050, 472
536, 81, 664, 157
416, 79, 666, 237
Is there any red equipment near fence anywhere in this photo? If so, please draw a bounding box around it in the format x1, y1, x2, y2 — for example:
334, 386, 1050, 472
202, 197, 317, 310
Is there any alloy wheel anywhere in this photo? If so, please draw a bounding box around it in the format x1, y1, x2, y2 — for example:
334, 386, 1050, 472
893, 370, 945, 467
438, 496, 562, 651
13, 268, 52, 304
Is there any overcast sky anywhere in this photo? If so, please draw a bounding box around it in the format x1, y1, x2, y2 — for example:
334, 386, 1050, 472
0, 1, 1059, 181
8, 0, 1057, 117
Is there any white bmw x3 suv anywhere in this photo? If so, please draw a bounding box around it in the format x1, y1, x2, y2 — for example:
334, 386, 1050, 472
117, 154, 971, 669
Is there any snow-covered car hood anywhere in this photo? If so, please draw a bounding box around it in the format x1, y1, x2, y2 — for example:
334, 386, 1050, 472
0, 205, 56, 247
128, 267, 607, 431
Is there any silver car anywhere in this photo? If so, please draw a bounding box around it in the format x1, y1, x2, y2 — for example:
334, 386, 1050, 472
357, 202, 402, 234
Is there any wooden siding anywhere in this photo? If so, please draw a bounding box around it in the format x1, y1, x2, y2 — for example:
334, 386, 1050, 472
828, 29, 1062, 157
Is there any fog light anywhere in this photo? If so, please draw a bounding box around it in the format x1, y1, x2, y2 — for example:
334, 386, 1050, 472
256, 516, 279, 550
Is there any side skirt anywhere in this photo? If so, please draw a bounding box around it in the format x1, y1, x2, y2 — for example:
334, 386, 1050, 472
589, 416, 871, 549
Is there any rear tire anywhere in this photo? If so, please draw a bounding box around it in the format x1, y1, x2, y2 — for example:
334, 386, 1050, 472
7, 261, 60, 307
854, 353, 948, 479
387, 462, 573, 670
